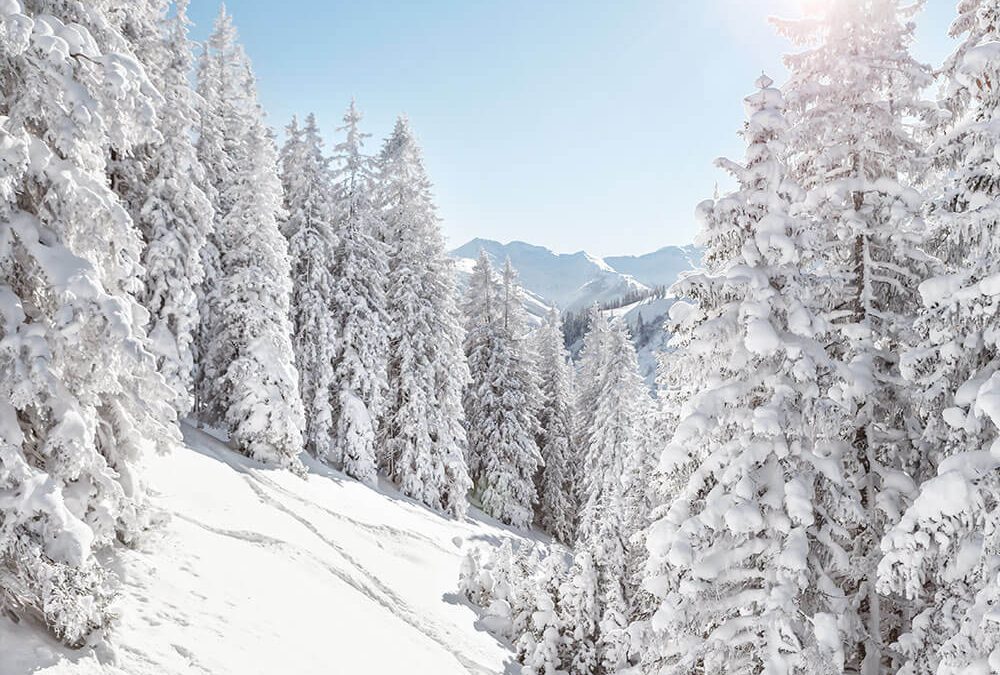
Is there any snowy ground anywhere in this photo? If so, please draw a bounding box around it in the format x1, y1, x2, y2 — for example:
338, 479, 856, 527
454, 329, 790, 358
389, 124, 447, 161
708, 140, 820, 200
0, 423, 525, 674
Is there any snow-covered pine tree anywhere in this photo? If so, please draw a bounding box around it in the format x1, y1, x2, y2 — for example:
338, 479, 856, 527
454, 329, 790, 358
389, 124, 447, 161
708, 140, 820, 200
560, 551, 600, 674
532, 309, 578, 545
279, 114, 338, 463
0, 0, 178, 645
573, 305, 611, 515
776, 1, 934, 670
517, 553, 570, 674
378, 117, 471, 516
462, 257, 542, 529
878, 7, 1000, 672
574, 318, 653, 673
196, 10, 304, 470
462, 250, 503, 483
499, 258, 543, 426
131, 0, 213, 416
193, 6, 238, 423
330, 101, 390, 486
641, 75, 844, 674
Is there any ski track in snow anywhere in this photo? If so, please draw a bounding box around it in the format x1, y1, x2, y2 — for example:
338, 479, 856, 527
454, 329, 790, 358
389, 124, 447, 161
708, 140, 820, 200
191, 429, 457, 556
176, 477, 496, 675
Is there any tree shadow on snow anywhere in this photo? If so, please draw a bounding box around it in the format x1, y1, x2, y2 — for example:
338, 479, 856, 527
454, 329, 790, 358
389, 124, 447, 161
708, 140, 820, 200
0, 612, 119, 675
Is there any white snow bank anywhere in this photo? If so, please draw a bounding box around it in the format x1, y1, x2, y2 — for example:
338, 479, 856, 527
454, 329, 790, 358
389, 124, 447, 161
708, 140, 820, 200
0, 423, 526, 674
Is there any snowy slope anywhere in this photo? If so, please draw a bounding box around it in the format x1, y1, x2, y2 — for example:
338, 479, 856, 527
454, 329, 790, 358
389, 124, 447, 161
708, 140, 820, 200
450, 238, 649, 312
0, 424, 526, 675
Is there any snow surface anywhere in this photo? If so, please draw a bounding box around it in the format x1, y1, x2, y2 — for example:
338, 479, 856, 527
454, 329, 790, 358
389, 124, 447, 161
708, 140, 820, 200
0, 423, 529, 675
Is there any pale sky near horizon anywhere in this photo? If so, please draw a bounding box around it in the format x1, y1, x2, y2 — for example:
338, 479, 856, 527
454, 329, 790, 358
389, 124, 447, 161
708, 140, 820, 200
188, 1, 956, 257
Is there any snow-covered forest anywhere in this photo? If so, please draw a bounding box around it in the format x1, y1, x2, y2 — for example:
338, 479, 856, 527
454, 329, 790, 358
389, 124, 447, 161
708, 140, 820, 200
3, 0, 1000, 673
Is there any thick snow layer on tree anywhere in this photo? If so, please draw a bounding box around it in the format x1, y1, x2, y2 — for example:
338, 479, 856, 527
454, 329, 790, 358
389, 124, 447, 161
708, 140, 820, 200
0, 423, 528, 674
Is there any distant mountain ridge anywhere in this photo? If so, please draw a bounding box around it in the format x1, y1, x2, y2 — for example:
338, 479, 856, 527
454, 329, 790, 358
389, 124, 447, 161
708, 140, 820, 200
449, 238, 699, 313
605, 246, 702, 289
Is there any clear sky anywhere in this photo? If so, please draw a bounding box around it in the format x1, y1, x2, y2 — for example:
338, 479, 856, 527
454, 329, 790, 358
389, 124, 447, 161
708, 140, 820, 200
187, 1, 956, 257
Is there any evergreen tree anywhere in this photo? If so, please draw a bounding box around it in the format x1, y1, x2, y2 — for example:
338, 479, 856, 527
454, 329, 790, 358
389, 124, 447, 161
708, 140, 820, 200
560, 551, 600, 674
575, 319, 652, 672
196, 9, 304, 470
532, 309, 579, 545
517, 554, 569, 674
776, 1, 934, 670
279, 114, 338, 463
574, 305, 612, 515
379, 117, 471, 516
330, 101, 390, 486
134, 0, 213, 416
642, 75, 843, 674
879, 5, 1000, 671
462, 258, 542, 529
463, 250, 503, 482
0, 0, 177, 645
193, 6, 240, 423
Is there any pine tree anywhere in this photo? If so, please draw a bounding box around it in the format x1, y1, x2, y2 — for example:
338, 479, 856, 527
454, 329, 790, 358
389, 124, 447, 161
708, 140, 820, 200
193, 6, 240, 423
878, 5, 1000, 671
574, 305, 612, 515
576, 319, 652, 673
463, 250, 503, 482
330, 101, 390, 486
642, 75, 847, 674
379, 117, 471, 516
776, 1, 934, 670
0, 0, 177, 645
532, 309, 579, 545
560, 552, 600, 674
196, 9, 304, 470
462, 257, 542, 529
133, 0, 213, 416
279, 114, 338, 463
517, 554, 569, 675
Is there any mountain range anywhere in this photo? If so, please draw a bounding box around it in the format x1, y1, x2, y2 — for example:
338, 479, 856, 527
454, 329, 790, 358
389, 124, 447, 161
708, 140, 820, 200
449, 238, 700, 314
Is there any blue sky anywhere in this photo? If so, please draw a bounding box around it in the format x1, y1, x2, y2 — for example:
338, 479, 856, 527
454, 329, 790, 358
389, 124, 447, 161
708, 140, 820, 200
188, 1, 955, 256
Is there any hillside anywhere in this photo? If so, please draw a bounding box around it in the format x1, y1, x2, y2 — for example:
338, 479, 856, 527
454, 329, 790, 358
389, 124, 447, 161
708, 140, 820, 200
0, 424, 530, 675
